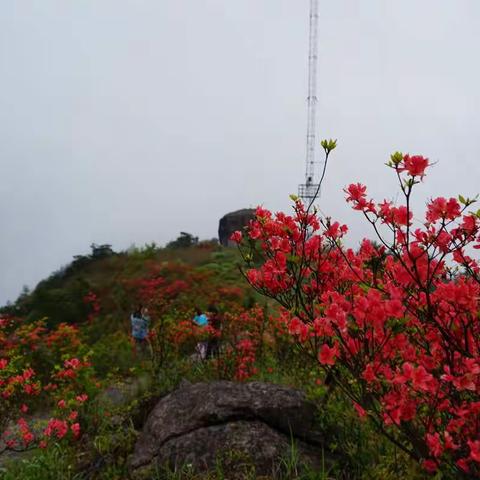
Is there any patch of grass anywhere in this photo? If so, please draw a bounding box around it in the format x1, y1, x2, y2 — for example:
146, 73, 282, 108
0, 444, 80, 480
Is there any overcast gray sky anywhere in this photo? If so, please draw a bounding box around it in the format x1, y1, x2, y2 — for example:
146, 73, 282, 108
1, 0, 480, 305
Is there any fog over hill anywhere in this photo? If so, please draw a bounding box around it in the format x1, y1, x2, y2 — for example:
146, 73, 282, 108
2, 0, 480, 305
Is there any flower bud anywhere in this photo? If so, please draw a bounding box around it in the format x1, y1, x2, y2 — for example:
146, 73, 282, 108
390, 151, 403, 165
321, 138, 337, 154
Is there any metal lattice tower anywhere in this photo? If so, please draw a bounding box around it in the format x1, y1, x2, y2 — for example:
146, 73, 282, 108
298, 0, 320, 203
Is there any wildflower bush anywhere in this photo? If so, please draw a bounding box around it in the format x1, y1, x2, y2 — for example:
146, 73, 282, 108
0, 314, 97, 451
123, 261, 274, 381
234, 146, 480, 478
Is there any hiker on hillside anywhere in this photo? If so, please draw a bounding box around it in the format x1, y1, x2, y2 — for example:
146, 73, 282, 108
131, 305, 150, 357
193, 307, 208, 360
206, 305, 222, 359
193, 307, 208, 327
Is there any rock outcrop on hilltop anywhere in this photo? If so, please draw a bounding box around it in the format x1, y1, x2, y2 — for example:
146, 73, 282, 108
129, 381, 326, 478
218, 209, 255, 247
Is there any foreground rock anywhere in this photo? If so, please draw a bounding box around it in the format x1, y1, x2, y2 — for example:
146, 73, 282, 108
129, 381, 325, 478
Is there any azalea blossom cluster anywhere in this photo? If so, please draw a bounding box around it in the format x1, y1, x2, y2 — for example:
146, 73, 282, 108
125, 263, 249, 316
124, 264, 211, 332
168, 306, 266, 381
124, 262, 253, 370
0, 314, 96, 451
233, 153, 480, 477
216, 306, 268, 381
45, 322, 81, 352
83, 291, 100, 323
233, 337, 257, 381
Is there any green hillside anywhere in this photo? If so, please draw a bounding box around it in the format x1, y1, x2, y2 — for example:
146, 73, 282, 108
0, 239, 427, 480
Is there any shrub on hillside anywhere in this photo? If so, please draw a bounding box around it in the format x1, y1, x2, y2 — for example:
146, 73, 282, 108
235, 146, 480, 478
0, 314, 97, 451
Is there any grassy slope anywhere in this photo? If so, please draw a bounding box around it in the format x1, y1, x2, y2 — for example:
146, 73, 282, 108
9, 244, 244, 326
0, 245, 429, 480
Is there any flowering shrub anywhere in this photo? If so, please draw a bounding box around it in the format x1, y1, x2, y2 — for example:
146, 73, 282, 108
83, 291, 101, 324
0, 314, 97, 451
156, 305, 267, 381
234, 148, 480, 477
122, 262, 256, 371
204, 307, 268, 381
233, 337, 257, 381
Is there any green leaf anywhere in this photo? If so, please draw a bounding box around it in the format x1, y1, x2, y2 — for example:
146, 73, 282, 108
459, 194, 467, 205
287, 254, 301, 264
359, 283, 370, 293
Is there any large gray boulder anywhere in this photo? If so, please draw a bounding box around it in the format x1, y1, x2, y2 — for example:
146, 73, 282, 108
218, 209, 255, 247
129, 381, 325, 478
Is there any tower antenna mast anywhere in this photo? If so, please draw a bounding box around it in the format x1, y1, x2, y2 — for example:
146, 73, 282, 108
298, 0, 320, 203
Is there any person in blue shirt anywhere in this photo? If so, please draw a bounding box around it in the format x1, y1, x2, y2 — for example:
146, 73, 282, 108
193, 308, 208, 327
131, 305, 150, 357
193, 307, 208, 359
